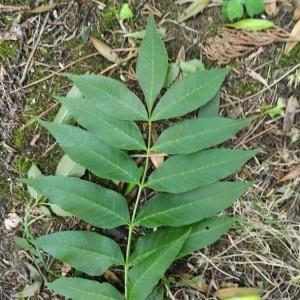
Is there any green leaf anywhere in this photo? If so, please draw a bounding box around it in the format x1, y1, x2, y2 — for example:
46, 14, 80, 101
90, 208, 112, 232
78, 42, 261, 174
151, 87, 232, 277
47, 278, 123, 300
57, 97, 146, 151
225, 19, 274, 31
129, 227, 190, 265
27, 163, 43, 200
151, 69, 229, 121
35, 231, 124, 275
67, 74, 148, 121
226, 0, 244, 20
127, 229, 189, 300
22, 176, 130, 228
245, 0, 264, 17
147, 148, 259, 193
176, 217, 237, 258
54, 85, 83, 124
14, 237, 39, 257
152, 116, 256, 154
136, 14, 168, 112
119, 3, 133, 20
55, 154, 86, 177
136, 181, 253, 227
40, 121, 139, 183
198, 90, 220, 118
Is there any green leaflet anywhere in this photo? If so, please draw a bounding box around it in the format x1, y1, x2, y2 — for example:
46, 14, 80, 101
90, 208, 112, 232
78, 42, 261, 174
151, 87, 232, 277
151, 69, 229, 121
40, 121, 139, 183
136, 15, 168, 112
176, 217, 237, 259
198, 90, 220, 118
136, 181, 252, 227
152, 116, 256, 154
47, 278, 123, 300
22, 176, 130, 228
35, 231, 124, 276
57, 97, 146, 151
147, 148, 259, 193
127, 229, 189, 300
67, 74, 148, 121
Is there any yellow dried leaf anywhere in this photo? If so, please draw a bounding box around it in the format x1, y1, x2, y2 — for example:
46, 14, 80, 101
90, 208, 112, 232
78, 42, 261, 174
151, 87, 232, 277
265, 2, 277, 16
90, 36, 120, 64
22, 4, 56, 14
283, 96, 298, 135
214, 287, 260, 299
178, 0, 211, 23
284, 19, 300, 54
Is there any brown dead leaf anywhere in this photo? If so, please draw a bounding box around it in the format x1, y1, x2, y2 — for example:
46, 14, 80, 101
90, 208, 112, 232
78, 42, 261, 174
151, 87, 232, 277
61, 262, 72, 277
22, 4, 56, 14
176, 45, 185, 63
103, 270, 122, 285
265, 2, 277, 16
294, 7, 300, 20
90, 36, 120, 64
150, 127, 164, 168
214, 287, 260, 298
278, 164, 300, 182
178, 0, 211, 23
284, 19, 300, 54
283, 96, 298, 135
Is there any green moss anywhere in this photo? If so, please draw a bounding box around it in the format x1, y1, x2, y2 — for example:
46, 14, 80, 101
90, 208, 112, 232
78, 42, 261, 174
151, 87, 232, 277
278, 44, 300, 68
12, 156, 32, 174
0, 41, 19, 60
102, 3, 119, 29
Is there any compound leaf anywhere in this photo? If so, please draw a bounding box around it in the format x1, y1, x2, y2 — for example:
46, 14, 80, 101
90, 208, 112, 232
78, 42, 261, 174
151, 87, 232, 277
136, 14, 168, 112
136, 181, 252, 227
147, 148, 259, 193
47, 278, 123, 300
127, 229, 189, 300
152, 116, 256, 154
151, 69, 229, 121
40, 121, 139, 183
22, 176, 130, 228
176, 217, 237, 258
57, 97, 146, 151
67, 74, 148, 121
35, 231, 124, 276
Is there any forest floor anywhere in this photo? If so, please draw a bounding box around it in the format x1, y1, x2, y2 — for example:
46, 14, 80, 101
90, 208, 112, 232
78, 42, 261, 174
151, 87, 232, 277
0, 0, 299, 299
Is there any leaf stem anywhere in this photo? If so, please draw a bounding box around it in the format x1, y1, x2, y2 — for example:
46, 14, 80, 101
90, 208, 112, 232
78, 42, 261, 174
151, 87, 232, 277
124, 120, 152, 299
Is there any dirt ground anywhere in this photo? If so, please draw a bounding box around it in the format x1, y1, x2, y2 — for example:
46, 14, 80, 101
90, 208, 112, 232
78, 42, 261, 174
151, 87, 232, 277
1, 0, 300, 299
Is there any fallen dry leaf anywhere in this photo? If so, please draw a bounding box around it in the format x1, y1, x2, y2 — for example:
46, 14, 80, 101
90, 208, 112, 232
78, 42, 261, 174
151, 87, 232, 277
284, 19, 300, 54
283, 96, 298, 135
178, 0, 211, 23
150, 127, 164, 168
278, 164, 300, 182
90, 36, 120, 64
214, 287, 260, 299
103, 270, 122, 285
61, 262, 72, 277
265, 2, 277, 16
22, 4, 56, 14
294, 7, 300, 20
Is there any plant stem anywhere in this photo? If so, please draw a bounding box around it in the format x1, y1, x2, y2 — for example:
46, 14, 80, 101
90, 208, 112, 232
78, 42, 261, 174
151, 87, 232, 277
124, 120, 153, 299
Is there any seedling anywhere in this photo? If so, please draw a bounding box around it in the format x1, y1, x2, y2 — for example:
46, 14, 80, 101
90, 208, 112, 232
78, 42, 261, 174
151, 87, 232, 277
21, 15, 258, 299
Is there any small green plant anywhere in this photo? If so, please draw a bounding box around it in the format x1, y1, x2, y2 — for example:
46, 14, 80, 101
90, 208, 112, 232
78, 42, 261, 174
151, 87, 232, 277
22, 15, 258, 299
222, 0, 264, 20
